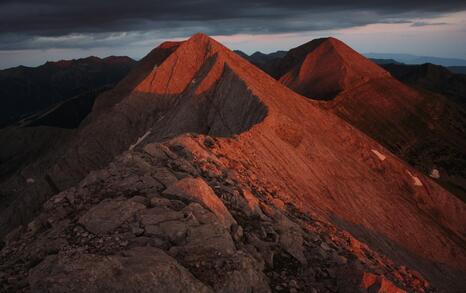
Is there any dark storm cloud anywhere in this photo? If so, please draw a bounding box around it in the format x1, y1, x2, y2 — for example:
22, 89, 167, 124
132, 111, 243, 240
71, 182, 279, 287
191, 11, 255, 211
0, 0, 465, 50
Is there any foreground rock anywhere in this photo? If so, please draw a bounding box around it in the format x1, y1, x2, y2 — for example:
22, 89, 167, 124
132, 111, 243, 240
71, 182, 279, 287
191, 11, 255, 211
78, 198, 146, 234
164, 177, 237, 229
0, 136, 432, 293
29, 247, 212, 293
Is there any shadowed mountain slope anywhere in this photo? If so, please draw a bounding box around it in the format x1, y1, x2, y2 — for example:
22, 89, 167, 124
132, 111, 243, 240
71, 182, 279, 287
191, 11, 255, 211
382, 62, 466, 107
0, 56, 136, 127
236, 50, 288, 76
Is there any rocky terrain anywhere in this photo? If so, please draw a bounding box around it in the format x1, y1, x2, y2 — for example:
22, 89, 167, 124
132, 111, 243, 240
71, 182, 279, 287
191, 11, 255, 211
0, 33, 465, 292
1, 135, 435, 292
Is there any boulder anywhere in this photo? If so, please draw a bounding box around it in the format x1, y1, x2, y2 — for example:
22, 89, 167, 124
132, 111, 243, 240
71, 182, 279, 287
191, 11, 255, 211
78, 198, 145, 234
361, 272, 407, 293
212, 253, 270, 293
337, 268, 407, 293
143, 143, 171, 161
149, 195, 186, 210
140, 207, 185, 226
167, 135, 218, 162
152, 167, 179, 188
164, 177, 236, 229
29, 247, 212, 293
234, 188, 268, 219
183, 221, 236, 257
276, 216, 307, 265
153, 203, 235, 258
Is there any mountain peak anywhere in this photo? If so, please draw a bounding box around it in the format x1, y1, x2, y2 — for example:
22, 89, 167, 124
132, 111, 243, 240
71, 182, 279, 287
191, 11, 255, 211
182, 32, 223, 49
132, 33, 230, 97
276, 36, 389, 99
184, 32, 226, 51
321, 36, 344, 44
296, 37, 347, 49
161, 40, 182, 47
189, 32, 211, 40
251, 51, 267, 57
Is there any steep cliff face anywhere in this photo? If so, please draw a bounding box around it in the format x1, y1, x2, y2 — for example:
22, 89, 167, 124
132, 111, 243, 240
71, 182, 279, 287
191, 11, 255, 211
1, 34, 464, 292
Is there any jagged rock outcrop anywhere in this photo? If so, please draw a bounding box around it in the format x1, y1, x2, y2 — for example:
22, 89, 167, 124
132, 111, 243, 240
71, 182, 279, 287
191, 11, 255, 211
29, 246, 213, 293
0, 33, 464, 292
164, 177, 237, 229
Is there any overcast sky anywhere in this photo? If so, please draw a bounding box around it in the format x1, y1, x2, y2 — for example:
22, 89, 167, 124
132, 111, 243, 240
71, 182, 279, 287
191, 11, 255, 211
1, 0, 465, 68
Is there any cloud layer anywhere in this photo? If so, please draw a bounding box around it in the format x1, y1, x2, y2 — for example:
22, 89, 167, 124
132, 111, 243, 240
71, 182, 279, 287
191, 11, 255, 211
1, 0, 465, 50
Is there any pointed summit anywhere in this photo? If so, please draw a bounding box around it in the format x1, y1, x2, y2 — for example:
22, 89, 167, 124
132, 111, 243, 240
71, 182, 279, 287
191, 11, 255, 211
275, 37, 389, 99
132, 32, 233, 96
188, 32, 213, 41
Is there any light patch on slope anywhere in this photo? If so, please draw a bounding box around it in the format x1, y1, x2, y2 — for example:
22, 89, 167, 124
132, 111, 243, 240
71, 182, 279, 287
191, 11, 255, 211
406, 170, 423, 187
26, 178, 35, 184
129, 130, 151, 151
371, 149, 386, 161
430, 169, 440, 179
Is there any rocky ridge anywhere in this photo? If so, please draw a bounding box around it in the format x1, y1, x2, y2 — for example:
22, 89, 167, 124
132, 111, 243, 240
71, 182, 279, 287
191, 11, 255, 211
1, 134, 431, 292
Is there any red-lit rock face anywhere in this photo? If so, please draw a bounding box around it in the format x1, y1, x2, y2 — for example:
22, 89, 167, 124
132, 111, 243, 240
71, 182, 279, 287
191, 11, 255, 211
1, 33, 464, 292
360, 272, 407, 293
277, 37, 389, 99
270, 37, 466, 202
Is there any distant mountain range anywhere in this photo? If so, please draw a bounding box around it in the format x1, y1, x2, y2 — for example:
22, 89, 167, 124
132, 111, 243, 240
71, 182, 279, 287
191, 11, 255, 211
364, 52, 466, 67
380, 62, 466, 106
368, 58, 402, 65
0, 56, 136, 126
238, 50, 466, 74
